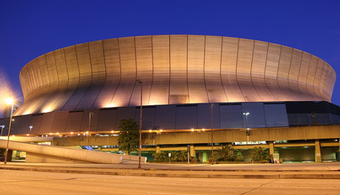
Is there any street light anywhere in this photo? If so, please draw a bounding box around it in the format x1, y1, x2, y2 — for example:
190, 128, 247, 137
136, 79, 142, 169
0, 125, 5, 136
4, 98, 14, 165
211, 103, 214, 164
243, 112, 250, 139
88, 112, 93, 150
29, 126, 33, 132
243, 112, 250, 129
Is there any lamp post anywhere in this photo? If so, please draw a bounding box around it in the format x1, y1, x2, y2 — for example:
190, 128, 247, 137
0, 125, 5, 136
211, 103, 214, 164
243, 112, 249, 128
88, 112, 93, 150
136, 79, 142, 169
4, 98, 14, 165
243, 112, 250, 142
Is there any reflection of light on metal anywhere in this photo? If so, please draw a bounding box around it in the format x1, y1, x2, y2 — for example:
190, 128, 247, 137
104, 103, 116, 108
23, 111, 30, 115
42, 106, 53, 113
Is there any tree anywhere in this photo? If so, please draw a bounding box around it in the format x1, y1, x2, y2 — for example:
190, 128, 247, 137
215, 145, 234, 161
173, 150, 188, 162
152, 151, 167, 162
250, 147, 270, 162
118, 118, 139, 155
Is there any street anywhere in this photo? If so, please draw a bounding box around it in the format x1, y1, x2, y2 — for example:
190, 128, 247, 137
0, 170, 339, 195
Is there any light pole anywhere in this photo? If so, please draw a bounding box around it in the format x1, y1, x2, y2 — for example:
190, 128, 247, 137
243, 112, 249, 128
136, 79, 142, 169
211, 103, 214, 164
243, 112, 250, 141
4, 98, 14, 165
0, 125, 5, 136
88, 112, 93, 150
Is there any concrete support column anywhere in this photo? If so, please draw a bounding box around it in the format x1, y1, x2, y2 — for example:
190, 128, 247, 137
338, 138, 340, 152
5, 150, 12, 162
315, 139, 322, 163
190, 145, 195, 157
156, 146, 161, 153
268, 141, 274, 156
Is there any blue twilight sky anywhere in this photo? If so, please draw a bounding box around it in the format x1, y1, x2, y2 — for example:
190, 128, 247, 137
0, 0, 339, 107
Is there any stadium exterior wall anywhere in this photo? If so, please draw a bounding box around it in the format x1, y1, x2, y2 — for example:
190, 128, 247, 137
15, 35, 336, 116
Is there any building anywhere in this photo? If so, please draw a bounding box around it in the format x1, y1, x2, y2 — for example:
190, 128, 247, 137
1, 35, 339, 162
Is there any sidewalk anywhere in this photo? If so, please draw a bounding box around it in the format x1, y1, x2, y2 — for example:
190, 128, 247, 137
1, 162, 340, 179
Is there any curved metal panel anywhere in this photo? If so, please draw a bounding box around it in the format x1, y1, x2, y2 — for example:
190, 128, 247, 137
288, 49, 305, 100
305, 55, 318, 99
313, 59, 325, 100
93, 39, 120, 108
111, 37, 136, 107
149, 35, 170, 105
265, 43, 286, 101
277, 46, 297, 101
17, 35, 336, 115
76, 40, 106, 109
187, 35, 208, 103
205, 35, 227, 103
129, 36, 153, 106
169, 35, 188, 104
297, 52, 312, 100
237, 39, 261, 102
221, 37, 244, 102
251, 41, 274, 101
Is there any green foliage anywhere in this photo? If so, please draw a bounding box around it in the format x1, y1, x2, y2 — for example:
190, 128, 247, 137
234, 154, 244, 162
152, 151, 167, 161
118, 118, 139, 155
152, 151, 198, 163
215, 145, 234, 162
250, 147, 270, 162
172, 150, 188, 162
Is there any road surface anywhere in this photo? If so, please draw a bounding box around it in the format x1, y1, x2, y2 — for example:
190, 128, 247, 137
0, 170, 339, 195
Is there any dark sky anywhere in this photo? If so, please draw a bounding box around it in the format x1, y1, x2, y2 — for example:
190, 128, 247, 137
1, 0, 339, 108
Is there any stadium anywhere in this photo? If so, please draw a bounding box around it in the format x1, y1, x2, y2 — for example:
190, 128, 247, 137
1, 35, 339, 163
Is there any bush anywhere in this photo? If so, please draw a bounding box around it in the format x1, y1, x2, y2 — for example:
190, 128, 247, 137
190, 156, 198, 163
234, 154, 244, 162
214, 145, 235, 162
152, 151, 168, 162
251, 147, 270, 163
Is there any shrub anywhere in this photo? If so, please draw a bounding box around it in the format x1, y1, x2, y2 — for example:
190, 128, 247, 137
250, 147, 270, 163
234, 154, 244, 162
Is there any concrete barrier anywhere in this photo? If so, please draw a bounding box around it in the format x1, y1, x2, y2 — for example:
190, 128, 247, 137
0, 139, 146, 164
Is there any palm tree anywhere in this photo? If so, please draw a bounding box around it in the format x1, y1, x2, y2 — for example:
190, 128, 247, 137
173, 150, 188, 162
216, 145, 233, 161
